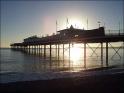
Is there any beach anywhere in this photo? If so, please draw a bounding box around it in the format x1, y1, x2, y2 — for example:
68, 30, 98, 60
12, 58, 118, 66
1, 1, 124, 93
1, 67, 124, 93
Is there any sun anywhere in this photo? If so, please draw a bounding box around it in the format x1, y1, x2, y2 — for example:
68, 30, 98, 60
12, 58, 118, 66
67, 18, 85, 29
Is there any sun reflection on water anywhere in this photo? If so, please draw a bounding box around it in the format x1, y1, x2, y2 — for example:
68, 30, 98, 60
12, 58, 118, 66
70, 47, 82, 63
65, 46, 83, 67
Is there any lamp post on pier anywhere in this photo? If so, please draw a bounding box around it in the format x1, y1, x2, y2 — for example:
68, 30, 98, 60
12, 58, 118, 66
98, 21, 101, 28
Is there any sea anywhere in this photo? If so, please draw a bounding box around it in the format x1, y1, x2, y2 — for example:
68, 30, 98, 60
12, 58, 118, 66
0, 43, 124, 83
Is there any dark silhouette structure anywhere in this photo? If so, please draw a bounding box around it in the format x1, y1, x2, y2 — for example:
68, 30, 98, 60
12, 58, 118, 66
22, 25, 105, 44
10, 25, 124, 68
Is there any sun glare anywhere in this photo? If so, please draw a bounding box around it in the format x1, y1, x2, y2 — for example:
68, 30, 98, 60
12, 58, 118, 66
68, 18, 85, 29
64, 44, 83, 66
70, 47, 82, 66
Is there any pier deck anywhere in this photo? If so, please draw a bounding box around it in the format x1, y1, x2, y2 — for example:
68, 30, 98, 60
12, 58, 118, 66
10, 27, 124, 68
10, 34, 124, 46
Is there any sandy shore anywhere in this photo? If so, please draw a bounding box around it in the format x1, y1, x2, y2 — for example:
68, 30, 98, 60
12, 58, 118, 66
1, 68, 124, 93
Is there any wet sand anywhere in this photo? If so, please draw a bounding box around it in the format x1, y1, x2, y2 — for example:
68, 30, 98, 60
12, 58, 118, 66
1, 68, 124, 93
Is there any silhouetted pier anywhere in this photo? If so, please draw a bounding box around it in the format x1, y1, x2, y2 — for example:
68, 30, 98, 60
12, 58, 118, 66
10, 26, 124, 69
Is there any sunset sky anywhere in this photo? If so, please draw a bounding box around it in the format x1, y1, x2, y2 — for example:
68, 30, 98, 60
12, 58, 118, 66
1, 0, 123, 48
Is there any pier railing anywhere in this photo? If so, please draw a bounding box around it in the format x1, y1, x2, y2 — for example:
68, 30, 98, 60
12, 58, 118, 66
10, 27, 124, 69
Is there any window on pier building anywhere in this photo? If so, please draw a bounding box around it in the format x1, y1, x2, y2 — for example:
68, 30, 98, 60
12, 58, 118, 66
75, 35, 79, 37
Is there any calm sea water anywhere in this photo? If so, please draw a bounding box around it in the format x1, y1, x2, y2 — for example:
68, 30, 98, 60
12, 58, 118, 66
0, 44, 124, 83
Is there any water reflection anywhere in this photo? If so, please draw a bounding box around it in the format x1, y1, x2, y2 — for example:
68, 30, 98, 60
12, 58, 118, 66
1, 43, 121, 74
65, 47, 83, 66
20, 43, 123, 72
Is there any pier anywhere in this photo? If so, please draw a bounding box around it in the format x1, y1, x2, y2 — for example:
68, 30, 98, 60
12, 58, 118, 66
10, 26, 124, 69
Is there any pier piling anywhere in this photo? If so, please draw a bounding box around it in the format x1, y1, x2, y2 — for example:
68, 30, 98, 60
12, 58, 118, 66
10, 26, 124, 69
106, 42, 108, 67
101, 42, 103, 67
84, 43, 86, 69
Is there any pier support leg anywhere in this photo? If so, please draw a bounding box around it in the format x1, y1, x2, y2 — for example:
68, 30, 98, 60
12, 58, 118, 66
36, 45, 39, 55
19, 46, 21, 51
106, 42, 108, 67
14, 46, 16, 50
26, 46, 28, 53
32, 46, 33, 54
23, 46, 24, 52
14, 46, 15, 50
38, 45, 40, 55
21, 46, 23, 51
101, 42, 103, 67
17, 46, 19, 51
13, 46, 15, 50
69, 43, 70, 69
24, 46, 26, 52
50, 44, 52, 68
38, 45, 40, 56
44, 45, 46, 58
84, 43, 86, 69
123, 41, 124, 67
22, 46, 23, 52
17, 46, 19, 50
41, 45, 42, 56
34, 45, 36, 55
56, 44, 57, 58
55, 44, 57, 68
58, 44, 60, 67
29, 45, 30, 54
63, 43, 64, 67
16, 46, 18, 50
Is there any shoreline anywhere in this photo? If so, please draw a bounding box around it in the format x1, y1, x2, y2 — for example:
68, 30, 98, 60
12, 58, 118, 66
1, 67, 124, 93
0, 66, 123, 83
